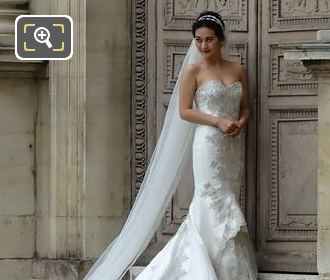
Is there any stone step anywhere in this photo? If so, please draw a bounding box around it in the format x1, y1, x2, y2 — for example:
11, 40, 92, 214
258, 273, 318, 280
129, 267, 319, 280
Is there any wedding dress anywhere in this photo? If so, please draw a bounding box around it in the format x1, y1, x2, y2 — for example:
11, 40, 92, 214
83, 42, 257, 280
135, 80, 258, 279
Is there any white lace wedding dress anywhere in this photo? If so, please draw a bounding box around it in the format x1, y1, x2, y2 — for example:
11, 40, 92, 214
135, 80, 258, 280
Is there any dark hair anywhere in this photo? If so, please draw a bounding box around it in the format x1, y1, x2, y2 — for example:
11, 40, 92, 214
192, 11, 226, 41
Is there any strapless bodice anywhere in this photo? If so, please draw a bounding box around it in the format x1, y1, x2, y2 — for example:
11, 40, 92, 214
194, 80, 243, 120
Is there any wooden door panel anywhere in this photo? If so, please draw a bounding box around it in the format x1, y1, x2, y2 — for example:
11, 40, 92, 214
257, 0, 330, 272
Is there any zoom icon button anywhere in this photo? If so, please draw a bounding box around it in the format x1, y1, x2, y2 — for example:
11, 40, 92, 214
15, 15, 73, 60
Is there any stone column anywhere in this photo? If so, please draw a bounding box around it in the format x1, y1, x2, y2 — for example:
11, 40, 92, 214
284, 30, 330, 280
315, 63, 330, 280
39, 0, 87, 278
49, 0, 86, 260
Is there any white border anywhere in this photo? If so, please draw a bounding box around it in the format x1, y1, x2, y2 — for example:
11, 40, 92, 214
15, 15, 73, 61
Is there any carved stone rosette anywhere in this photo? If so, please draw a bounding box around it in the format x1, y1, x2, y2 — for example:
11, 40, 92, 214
131, 0, 149, 199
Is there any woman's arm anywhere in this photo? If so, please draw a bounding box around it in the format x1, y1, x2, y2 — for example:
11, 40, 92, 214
179, 65, 218, 126
237, 65, 250, 127
226, 65, 250, 138
179, 65, 238, 133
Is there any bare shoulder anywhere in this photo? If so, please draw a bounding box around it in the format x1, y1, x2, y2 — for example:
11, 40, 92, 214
180, 63, 202, 90
182, 63, 201, 79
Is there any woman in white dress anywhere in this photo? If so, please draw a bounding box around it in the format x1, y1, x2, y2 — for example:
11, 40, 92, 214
83, 11, 258, 280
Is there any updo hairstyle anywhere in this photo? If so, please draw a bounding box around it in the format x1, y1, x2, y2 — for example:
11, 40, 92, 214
192, 11, 226, 41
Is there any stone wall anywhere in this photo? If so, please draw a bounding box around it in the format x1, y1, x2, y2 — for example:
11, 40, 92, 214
84, 0, 131, 260
0, 0, 131, 279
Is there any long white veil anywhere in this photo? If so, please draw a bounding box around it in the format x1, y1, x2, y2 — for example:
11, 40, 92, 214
83, 40, 201, 280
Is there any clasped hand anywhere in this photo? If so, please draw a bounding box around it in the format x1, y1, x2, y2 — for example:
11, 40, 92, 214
216, 119, 242, 138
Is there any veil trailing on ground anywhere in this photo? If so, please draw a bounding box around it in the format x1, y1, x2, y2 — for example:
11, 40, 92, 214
83, 40, 202, 280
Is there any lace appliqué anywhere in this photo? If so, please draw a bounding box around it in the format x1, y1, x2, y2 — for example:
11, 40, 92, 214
205, 132, 243, 183
195, 80, 242, 120
201, 181, 248, 277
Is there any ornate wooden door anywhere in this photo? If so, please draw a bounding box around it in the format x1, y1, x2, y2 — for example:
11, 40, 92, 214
258, 0, 329, 273
131, 0, 329, 272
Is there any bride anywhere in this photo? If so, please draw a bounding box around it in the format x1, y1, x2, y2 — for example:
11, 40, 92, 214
83, 11, 258, 280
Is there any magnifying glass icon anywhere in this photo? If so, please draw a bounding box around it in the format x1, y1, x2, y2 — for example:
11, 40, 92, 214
34, 27, 53, 48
